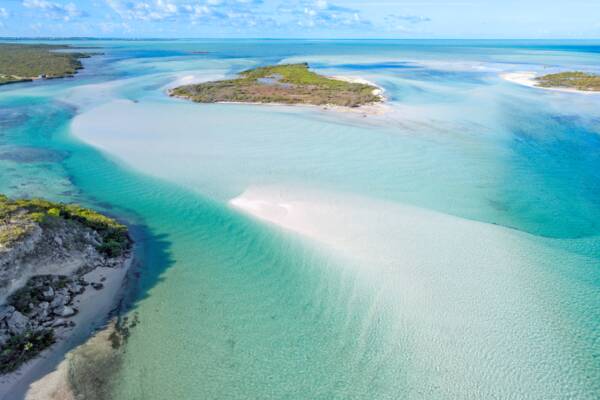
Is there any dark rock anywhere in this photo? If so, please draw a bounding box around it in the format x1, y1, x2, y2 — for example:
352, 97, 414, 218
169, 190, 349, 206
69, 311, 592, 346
91, 282, 104, 290
0, 331, 9, 347
42, 286, 55, 300
52, 318, 67, 327
0, 305, 15, 321
53, 306, 76, 318
68, 283, 84, 295
6, 311, 29, 335
50, 293, 70, 308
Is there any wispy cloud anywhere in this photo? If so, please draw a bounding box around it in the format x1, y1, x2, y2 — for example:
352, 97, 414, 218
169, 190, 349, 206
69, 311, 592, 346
23, 0, 87, 21
384, 13, 431, 32
278, 0, 370, 29
22, 0, 87, 21
106, 0, 268, 26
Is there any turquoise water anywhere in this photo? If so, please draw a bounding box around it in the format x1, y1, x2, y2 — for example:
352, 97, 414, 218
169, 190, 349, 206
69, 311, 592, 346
1, 40, 599, 399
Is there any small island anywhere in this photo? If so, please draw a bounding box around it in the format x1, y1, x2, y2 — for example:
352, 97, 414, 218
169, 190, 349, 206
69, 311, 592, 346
0, 195, 131, 374
169, 63, 384, 108
0, 43, 95, 85
535, 71, 600, 92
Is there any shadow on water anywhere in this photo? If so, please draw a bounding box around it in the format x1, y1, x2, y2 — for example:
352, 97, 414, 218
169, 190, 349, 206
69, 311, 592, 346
0, 97, 179, 399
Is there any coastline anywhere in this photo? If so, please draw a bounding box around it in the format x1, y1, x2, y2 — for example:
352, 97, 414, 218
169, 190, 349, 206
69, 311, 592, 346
0, 253, 133, 400
166, 68, 389, 117
168, 74, 389, 116
501, 72, 600, 95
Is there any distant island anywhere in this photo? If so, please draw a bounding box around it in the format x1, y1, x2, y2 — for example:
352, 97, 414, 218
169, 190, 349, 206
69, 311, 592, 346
535, 72, 600, 92
169, 63, 384, 108
502, 71, 600, 93
0, 195, 131, 374
0, 43, 95, 85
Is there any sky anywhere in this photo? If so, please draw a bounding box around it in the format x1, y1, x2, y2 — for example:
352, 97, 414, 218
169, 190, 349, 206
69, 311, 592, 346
0, 0, 598, 39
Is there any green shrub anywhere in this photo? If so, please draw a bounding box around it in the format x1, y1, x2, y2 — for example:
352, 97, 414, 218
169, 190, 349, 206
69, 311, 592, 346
0, 330, 55, 374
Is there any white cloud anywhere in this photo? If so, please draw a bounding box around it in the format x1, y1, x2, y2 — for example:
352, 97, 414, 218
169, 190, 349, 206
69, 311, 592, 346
288, 1, 369, 29
106, 0, 272, 28
384, 14, 431, 33
22, 0, 86, 21
0, 8, 9, 19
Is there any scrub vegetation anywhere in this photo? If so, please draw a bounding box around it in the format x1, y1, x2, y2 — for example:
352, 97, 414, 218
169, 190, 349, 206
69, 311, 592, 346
0, 195, 131, 374
0, 195, 130, 257
536, 71, 600, 91
170, 63, 383, 107
0, 43, 94, 85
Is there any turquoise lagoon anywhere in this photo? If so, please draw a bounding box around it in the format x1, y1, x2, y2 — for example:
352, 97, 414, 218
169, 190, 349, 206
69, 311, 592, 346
1, 40, 599, 399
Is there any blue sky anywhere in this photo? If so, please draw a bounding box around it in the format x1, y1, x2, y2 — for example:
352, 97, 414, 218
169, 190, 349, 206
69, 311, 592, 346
0, 0, 598, 38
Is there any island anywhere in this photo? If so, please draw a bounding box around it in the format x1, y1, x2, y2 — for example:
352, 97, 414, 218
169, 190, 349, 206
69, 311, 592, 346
0, 195, 131, 374
169, 63, 384, 108
535, 71, 600, 92
0, 43, 95, 85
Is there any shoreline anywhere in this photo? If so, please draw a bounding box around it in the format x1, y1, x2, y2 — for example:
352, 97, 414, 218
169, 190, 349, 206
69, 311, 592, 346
167, 72, 389, 116
501, 72, 600, 95
0, 253, 133, 400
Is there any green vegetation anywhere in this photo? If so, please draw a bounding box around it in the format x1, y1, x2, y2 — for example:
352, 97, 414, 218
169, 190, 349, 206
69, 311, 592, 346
0, 194, 130, 256
0, 43, 94, 85
170, 63, 383, 108
536, 71, 600, 92
0, 329, 55, 374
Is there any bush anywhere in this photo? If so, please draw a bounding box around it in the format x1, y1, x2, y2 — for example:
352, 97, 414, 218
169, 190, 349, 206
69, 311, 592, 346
0, 329, 55, 374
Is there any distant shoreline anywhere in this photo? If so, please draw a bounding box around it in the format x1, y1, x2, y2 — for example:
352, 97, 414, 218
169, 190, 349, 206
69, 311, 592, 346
168, 68, 388, 116
501, 72, 600, 95
168, 63, 387, 113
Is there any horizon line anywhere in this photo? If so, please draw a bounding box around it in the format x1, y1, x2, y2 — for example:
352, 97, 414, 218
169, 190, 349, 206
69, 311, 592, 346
1, 36, 600, 41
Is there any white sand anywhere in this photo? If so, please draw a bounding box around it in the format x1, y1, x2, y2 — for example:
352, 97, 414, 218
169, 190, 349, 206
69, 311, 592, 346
168, 73, 390, 116
501, 72, 599, 95
228, 185, 595, 396
0, 259, 131, 400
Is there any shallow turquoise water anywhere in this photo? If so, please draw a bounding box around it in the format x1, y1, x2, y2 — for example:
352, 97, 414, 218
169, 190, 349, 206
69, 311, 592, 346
1, 40, 599, 399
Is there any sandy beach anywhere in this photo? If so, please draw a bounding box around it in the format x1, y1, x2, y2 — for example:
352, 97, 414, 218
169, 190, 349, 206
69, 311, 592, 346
167, 72, 389, 116
0, 257, 132, 400
501, 71, 599, 95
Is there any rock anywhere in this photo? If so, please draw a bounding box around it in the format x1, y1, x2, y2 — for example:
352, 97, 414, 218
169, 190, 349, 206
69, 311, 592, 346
50, 293, 70, 308
68, 283, 84, 295
42, 286, 55, 300
54, 236, 63, 246
34, 307, 49, 321
39, 301, 50, 310
0, 331, 10, 347
7, 311, 29, 335
0, 305, 15, 321
52, 318, 67, 327
91, 282, 104, 290
53, 306, 76, 317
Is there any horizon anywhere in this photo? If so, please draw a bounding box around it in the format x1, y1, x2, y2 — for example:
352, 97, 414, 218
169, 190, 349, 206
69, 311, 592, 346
1, 1, 599, 39
2, 37, 600, 41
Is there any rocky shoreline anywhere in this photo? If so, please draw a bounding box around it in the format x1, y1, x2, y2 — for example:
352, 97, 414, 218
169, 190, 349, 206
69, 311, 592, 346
0, 195, 132, 377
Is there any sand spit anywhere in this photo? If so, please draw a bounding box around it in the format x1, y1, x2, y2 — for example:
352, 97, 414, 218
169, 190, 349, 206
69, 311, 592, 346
501, 72, 599, 95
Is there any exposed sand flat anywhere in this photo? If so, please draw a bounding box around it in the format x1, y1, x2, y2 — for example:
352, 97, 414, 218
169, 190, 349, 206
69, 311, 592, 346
501, 72, 599, 95
229, 185, 599, 397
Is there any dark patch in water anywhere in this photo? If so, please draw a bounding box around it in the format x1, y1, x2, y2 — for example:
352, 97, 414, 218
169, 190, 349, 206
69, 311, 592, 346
0, 147, 69, 163
0, 109, 29, 131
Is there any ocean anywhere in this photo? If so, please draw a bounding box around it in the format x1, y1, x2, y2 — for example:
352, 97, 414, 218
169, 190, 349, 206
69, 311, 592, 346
1, 39, 599, 399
